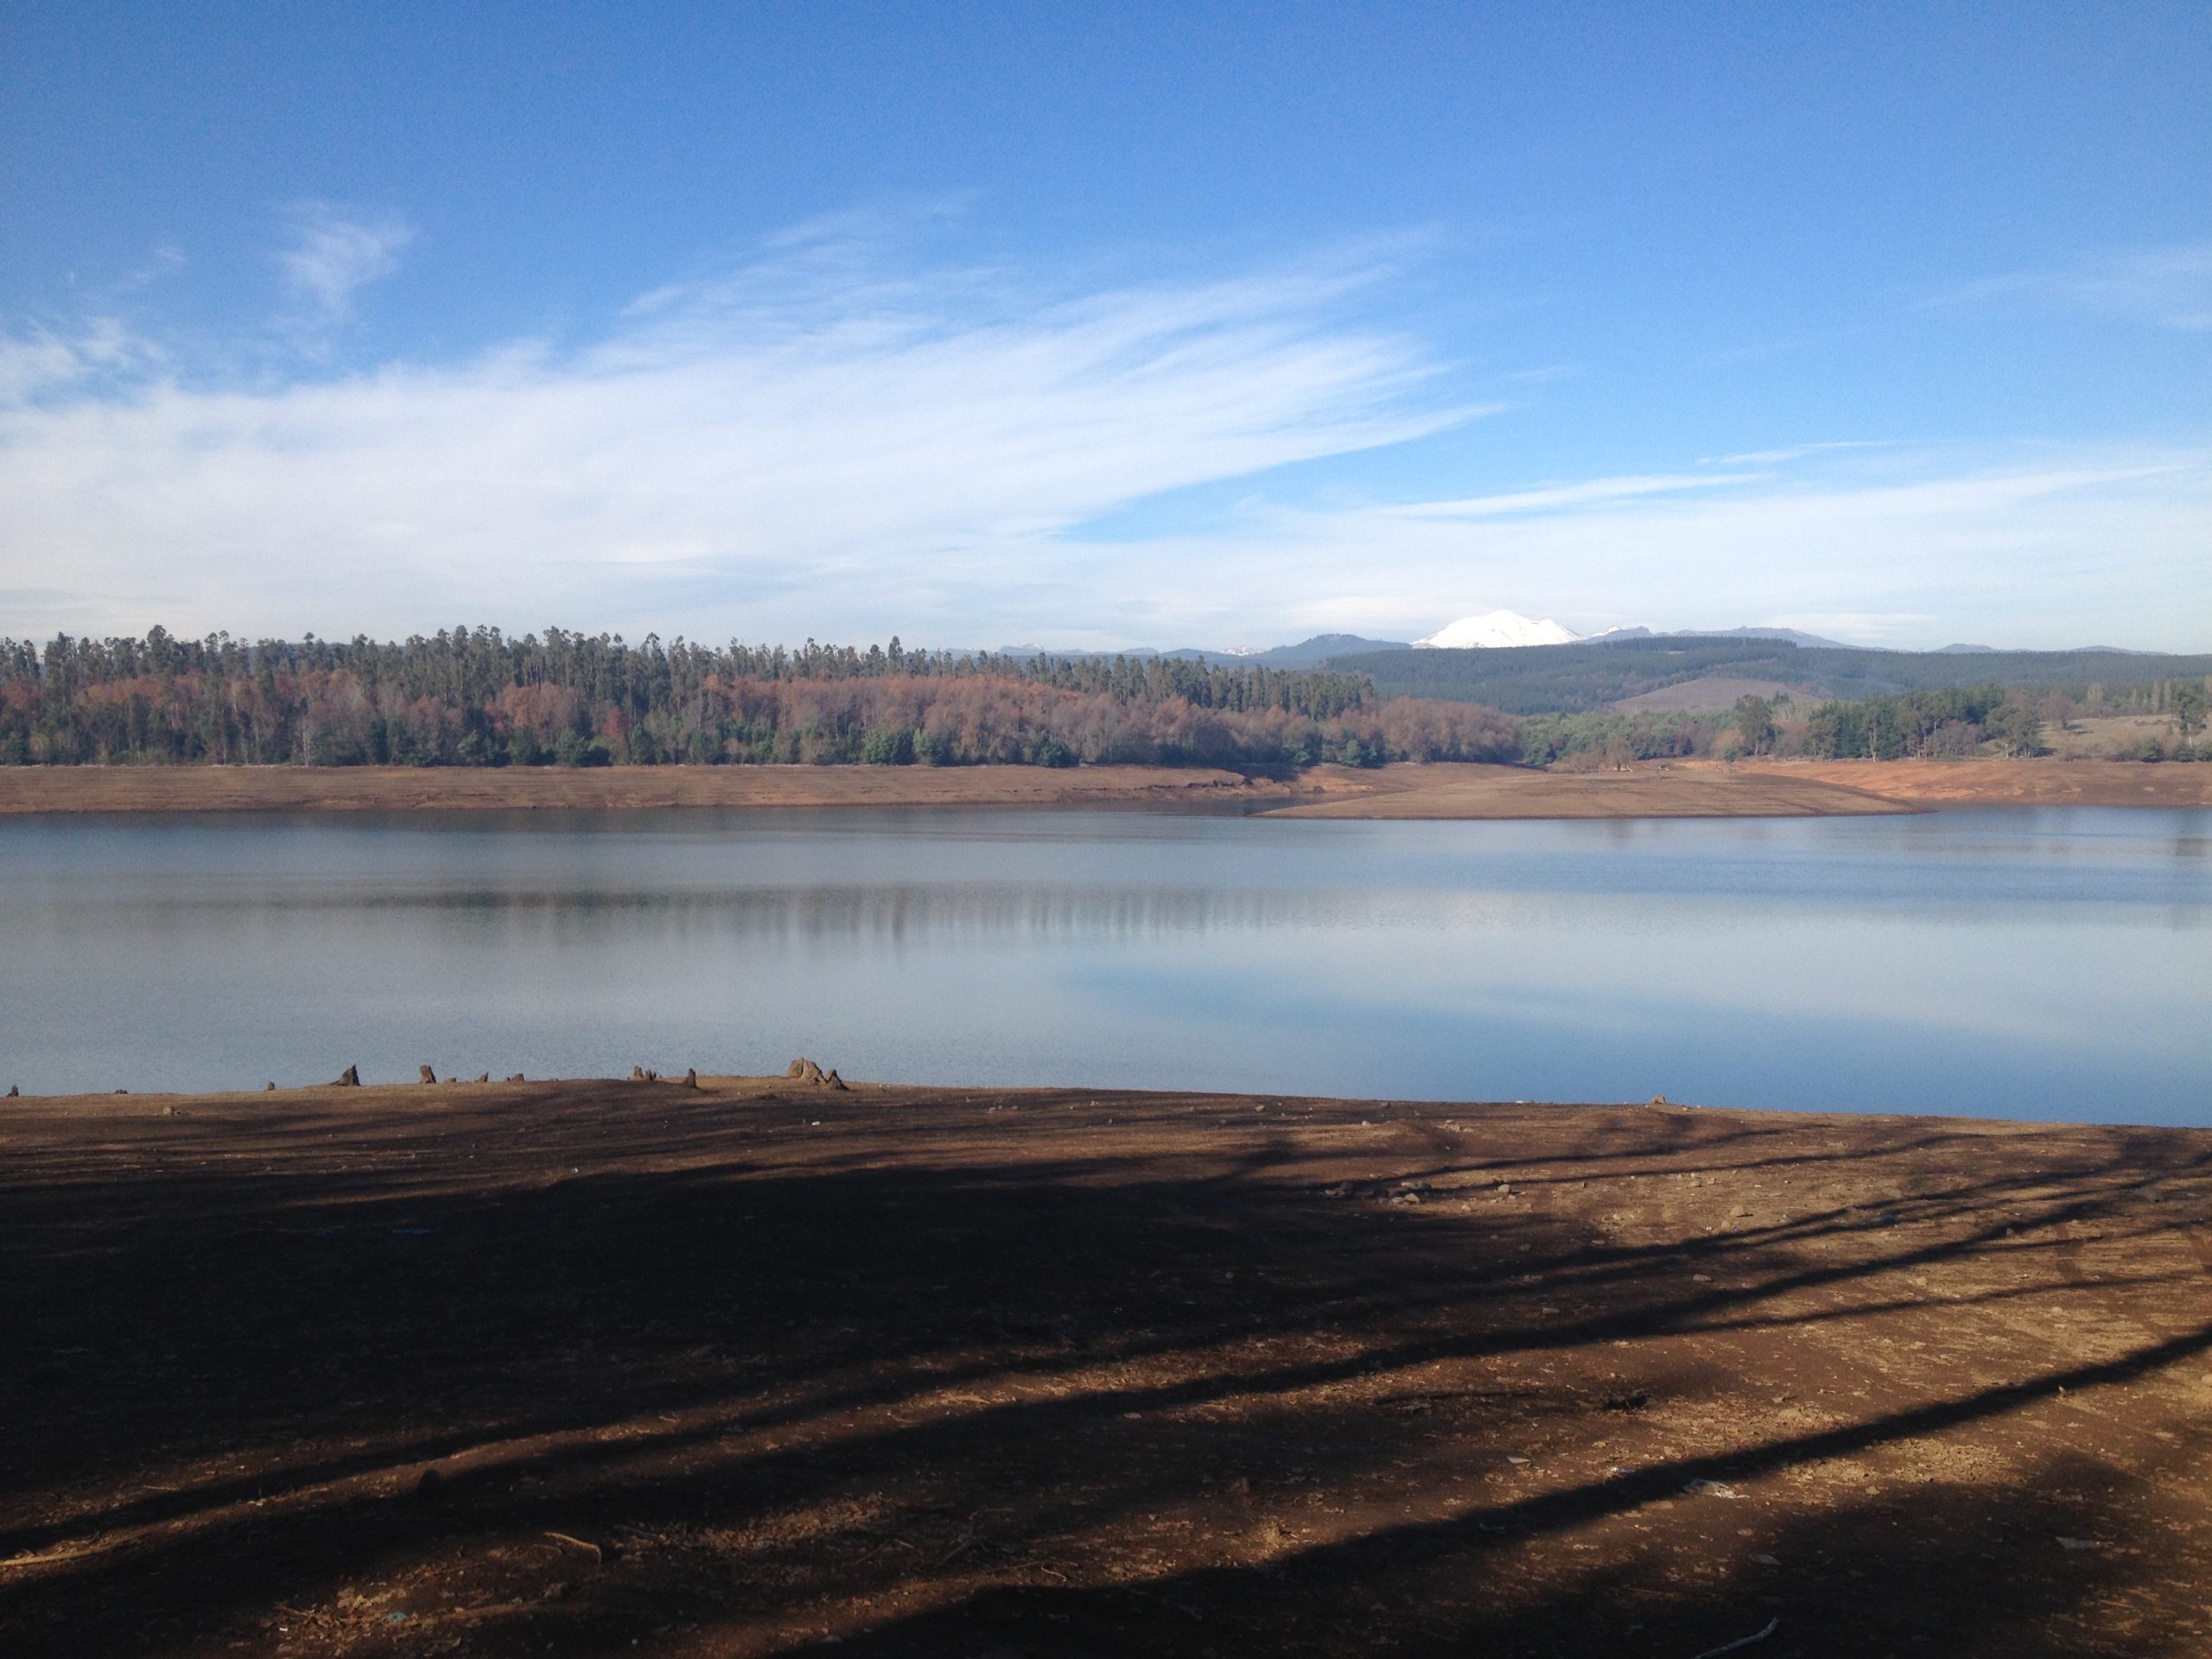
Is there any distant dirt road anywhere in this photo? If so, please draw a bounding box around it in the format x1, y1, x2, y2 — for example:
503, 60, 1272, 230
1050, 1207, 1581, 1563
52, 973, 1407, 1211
1, 1080, 2204, 1656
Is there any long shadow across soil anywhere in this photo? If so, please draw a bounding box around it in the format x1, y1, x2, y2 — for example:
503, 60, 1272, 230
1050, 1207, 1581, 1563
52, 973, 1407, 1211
1, 1081, 2206, 1657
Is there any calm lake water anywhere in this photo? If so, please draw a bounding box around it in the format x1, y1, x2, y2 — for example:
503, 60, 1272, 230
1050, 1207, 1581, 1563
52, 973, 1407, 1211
2, 806, 2206, 1124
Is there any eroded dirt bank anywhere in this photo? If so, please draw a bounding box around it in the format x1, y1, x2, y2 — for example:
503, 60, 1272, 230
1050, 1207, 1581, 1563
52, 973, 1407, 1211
4, 760, 2194, 827
0, 764, 1290, 815
2, 1080, 2206, 1657
1270, 758, 2212, 818
3, 757, 2204, 820
1263, 762, 1912, 819
1735, 757, 2212, 808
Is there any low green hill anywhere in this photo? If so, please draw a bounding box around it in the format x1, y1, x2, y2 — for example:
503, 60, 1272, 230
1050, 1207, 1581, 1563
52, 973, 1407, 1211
1322, 638, 2212, 715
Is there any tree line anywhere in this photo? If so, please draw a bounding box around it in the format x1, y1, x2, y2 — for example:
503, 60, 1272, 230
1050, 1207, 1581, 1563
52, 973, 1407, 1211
1797, 684, 2046, 760
1519, 681, 2212, 767
0, 626, 1520, 771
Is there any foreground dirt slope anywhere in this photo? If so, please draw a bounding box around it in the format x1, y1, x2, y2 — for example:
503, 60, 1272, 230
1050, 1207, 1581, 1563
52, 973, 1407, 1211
2, 1082, 2206, 1657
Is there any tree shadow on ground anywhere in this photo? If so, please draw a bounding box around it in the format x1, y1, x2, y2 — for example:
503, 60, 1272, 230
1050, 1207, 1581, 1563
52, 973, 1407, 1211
0, 1086, 2204, 1656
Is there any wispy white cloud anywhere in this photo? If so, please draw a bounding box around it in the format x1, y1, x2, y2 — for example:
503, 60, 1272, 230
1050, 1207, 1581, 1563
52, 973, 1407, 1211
1936, 238, 2212, 332
0, 229, 1461, 641
0, 317, 159, 404
277, 204, 415, 329
2, 224, 2204, 653
1381, 474, 1756, 520
1696, 440, 1896, 467
1112, 447, 2212, 651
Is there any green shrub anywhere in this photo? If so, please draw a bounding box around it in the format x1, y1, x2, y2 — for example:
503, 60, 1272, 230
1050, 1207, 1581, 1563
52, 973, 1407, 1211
861, 726, 917, 765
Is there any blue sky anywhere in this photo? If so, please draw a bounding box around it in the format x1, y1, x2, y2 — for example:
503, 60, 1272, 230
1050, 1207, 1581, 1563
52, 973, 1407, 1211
2, 3, 2206, 650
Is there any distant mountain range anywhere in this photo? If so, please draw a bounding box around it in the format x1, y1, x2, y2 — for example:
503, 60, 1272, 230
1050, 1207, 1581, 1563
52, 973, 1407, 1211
979, 611, 2164, 666
1571, 623, 1859, 649
982, 634, 1408, 668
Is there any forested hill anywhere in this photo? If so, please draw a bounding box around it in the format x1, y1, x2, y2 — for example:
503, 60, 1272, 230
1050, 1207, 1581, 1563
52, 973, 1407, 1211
0, 627, 1517, 770
1324, 637, 2212, 715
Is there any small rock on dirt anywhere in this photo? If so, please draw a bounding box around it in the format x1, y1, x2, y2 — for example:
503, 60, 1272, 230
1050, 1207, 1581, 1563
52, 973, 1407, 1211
334, 1065, 359, 1087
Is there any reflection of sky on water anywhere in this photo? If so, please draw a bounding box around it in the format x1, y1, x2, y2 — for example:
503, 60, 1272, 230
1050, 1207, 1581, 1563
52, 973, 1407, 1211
2, 806, 2206, 1124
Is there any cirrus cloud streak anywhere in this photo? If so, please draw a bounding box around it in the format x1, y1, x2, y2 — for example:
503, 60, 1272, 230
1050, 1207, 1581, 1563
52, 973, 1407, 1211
1, 230, 2205, 652
0, 238, 1467, 643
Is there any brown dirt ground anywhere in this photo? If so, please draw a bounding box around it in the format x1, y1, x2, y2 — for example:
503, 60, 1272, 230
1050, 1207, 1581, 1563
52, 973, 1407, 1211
1275, 759, 2212, 819
1733, 759, 2212, 809
1606, 677, 1818, 715
2, 1081, 2206, 1658
3, 759, 2203, 821
1263, 763, 1913, 820
0, 765, 1293, 817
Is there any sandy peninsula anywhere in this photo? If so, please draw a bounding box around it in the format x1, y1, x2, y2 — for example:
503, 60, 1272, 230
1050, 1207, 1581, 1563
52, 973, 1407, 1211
0, 1077, 2204, 1656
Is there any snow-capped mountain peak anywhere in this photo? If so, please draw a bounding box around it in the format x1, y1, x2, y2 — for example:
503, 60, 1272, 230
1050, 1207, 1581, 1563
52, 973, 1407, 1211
1413, 610, 1582, 649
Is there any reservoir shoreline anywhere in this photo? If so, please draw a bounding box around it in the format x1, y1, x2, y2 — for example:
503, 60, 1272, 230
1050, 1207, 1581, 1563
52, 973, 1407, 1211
2, 755, 2207, 818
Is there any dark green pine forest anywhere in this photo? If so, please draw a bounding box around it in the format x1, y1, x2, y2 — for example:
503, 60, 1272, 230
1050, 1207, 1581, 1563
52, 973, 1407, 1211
0, 627, 1520, 770
7, 626, 2207, 771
